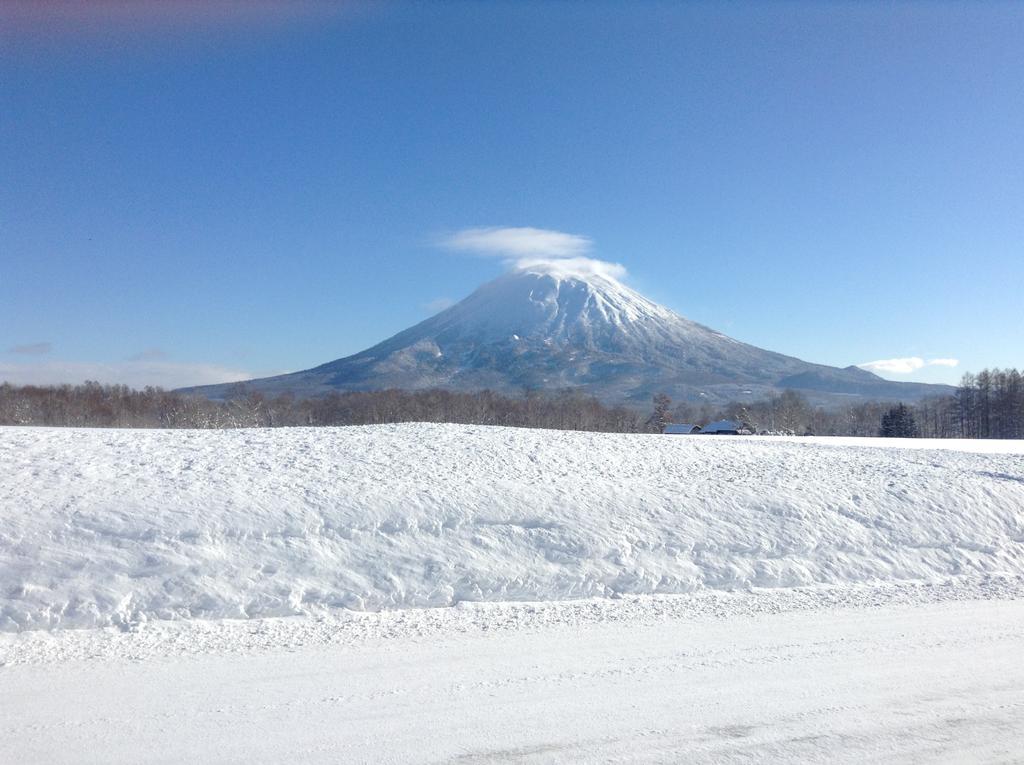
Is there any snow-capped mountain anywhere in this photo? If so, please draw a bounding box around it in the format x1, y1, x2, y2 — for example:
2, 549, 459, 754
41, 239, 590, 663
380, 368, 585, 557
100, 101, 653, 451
186, 261, 952, 406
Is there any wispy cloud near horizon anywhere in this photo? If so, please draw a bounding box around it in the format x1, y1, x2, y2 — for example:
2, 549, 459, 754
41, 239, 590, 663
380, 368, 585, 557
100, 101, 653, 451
126, 347, 169, 362
7, 341, 52, 356
858, 357, 960, 375
0, 360, 256, 390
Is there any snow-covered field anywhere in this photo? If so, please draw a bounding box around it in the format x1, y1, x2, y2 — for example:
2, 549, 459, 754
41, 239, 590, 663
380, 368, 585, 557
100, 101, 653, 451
2, 424, 1023, 762
3, 425, 1023, 631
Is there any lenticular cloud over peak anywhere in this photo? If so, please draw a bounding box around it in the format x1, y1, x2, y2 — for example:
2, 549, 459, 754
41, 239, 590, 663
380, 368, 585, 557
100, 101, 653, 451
441, 226, 593, 259
441, 226, 625, 280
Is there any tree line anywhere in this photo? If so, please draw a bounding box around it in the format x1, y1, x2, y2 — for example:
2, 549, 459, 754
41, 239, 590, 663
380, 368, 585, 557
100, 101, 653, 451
0, 382, 643, 433
658, 368, 1022, 439
0, 367, 1020, 438
954, 369, 1024, 439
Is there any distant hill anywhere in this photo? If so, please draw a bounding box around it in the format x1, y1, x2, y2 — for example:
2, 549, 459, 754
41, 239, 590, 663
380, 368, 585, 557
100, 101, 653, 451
184, 262, 953, 407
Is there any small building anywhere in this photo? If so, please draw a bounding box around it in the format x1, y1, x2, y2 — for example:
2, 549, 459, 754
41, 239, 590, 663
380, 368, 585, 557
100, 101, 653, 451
701, 419, 754, 435
663, 423, 701, 435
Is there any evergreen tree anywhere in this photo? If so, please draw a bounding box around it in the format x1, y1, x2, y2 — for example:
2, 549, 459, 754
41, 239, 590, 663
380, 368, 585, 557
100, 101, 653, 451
879, 403, 920, 438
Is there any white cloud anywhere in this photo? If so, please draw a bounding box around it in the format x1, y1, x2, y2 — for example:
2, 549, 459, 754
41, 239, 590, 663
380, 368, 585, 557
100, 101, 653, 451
441, 227, 592, 259
423, 297, 456, 314
438, 225, 627, 282
859, 357, 926, 374
858, 357, 960, 375
0, 360, 255, 390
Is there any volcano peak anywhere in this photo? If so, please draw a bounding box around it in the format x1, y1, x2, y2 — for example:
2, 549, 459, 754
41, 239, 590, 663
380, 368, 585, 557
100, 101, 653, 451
183, 267, 953, 407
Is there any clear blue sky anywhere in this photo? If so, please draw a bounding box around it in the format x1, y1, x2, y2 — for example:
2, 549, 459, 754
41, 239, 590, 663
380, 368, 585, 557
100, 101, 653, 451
2, 1, 1021, 389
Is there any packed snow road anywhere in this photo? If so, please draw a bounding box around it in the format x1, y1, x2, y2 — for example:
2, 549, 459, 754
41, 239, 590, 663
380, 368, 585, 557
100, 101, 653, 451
2, 592, 1023, 764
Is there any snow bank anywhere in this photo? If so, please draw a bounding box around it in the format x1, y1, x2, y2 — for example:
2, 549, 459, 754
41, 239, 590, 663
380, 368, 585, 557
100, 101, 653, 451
1, 424, 1022, 631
